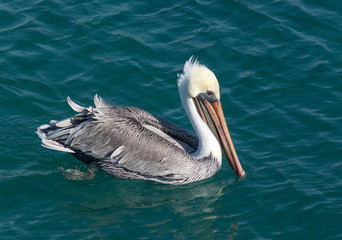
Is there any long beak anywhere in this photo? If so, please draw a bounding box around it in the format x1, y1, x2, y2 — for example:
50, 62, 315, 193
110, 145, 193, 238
193, 95, 245, 178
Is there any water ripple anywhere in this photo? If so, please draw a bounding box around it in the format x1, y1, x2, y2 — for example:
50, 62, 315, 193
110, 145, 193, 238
1, 0, 342, 239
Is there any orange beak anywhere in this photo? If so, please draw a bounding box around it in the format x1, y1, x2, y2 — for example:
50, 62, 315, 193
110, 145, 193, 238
193, 94, 245, 177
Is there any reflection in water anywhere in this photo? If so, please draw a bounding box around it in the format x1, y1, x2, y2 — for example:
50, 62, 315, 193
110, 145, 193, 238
59, 164, 97, 180
57, 172, 241, 238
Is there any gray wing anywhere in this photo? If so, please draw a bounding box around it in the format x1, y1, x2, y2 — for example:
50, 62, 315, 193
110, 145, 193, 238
37, 95, 200, 184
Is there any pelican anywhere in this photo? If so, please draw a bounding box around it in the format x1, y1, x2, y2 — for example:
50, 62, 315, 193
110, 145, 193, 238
37, 57, 245, 185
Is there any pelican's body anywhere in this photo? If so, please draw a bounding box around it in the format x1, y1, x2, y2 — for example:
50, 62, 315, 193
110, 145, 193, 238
37, 58, 245, 185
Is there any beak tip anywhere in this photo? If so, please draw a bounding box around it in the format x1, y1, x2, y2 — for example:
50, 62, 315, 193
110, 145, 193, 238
238, 170, 246, 178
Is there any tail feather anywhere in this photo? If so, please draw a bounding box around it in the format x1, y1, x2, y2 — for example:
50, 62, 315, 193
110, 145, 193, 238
37, 95, 102, 156
37, 124, 75, 153
67, 97, 85, 112
41, 138, 75, 153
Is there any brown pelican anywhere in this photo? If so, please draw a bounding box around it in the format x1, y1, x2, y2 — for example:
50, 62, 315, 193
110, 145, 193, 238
37, 57, 245, 185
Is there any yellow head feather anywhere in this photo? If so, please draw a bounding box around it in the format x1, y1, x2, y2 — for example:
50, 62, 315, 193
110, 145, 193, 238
178, 57, 220, 100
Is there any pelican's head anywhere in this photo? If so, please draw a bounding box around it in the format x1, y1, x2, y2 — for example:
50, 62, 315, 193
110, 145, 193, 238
178, 57, 245, 178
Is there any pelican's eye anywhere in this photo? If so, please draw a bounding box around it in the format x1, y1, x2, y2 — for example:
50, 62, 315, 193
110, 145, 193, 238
205, 90, 217, 102
206, 90, 215, 98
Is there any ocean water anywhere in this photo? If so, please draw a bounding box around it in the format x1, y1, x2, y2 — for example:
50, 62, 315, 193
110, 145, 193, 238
0, 0, 341, 239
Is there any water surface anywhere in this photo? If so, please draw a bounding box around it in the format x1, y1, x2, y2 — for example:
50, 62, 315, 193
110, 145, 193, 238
0, 0, 341, 239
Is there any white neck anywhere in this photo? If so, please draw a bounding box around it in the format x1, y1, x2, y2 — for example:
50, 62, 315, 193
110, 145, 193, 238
179, 86, 222, 166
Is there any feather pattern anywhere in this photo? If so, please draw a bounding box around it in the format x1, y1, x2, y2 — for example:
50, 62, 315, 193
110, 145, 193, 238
37, 95, 221, 185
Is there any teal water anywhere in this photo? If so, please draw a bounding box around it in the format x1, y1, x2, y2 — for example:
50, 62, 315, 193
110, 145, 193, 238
1, 0, 341, 239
